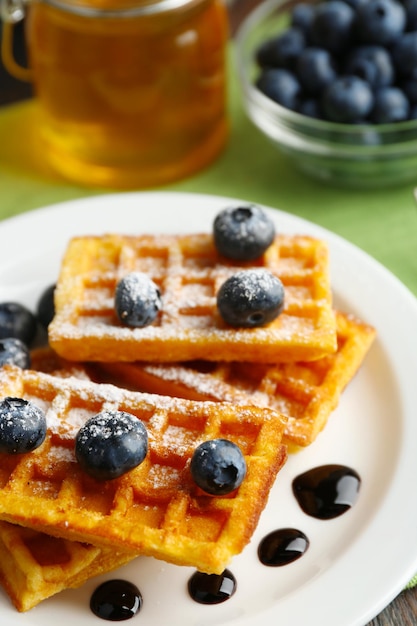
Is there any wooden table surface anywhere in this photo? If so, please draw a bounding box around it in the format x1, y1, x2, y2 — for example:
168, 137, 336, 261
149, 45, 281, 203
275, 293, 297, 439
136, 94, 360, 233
0, 7, 417, 625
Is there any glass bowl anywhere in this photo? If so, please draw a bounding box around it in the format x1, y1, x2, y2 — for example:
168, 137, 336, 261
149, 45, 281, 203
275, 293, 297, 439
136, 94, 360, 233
234, 0, 417, 188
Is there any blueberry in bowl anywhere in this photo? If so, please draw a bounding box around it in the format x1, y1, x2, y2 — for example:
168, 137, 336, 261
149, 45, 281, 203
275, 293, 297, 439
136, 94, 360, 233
235, 0, 417, 187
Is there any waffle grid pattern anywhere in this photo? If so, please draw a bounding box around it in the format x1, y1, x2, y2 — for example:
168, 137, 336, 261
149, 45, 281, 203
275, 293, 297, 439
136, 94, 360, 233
94, 312, 375, 448
0, 521, 132, 611
0, 366, 287, 574
49, 233, 337, 363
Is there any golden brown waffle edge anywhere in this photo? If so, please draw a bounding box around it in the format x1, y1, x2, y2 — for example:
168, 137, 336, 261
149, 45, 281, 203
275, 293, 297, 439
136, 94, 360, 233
48, 233, 337, 363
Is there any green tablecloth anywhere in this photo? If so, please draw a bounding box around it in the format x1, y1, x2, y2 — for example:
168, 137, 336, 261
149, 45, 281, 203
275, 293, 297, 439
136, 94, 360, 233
1, 45, 417, 298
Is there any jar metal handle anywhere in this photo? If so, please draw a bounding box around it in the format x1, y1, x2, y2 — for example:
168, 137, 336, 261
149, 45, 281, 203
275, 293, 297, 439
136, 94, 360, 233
1, 0, 32, 82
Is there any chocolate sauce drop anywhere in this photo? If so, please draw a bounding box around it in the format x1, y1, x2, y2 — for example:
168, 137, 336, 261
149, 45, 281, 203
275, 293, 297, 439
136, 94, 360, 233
90, 579, 143, 621
258, 528, 309, 566
292, 464, 361, 520
188, 569, 237, 604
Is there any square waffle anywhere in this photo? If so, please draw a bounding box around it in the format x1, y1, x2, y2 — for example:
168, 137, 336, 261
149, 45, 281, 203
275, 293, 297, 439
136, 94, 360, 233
90, 311, 375, 449
48, 233, 337, 363
0, 365, 287, 575
0, 521, 133, 612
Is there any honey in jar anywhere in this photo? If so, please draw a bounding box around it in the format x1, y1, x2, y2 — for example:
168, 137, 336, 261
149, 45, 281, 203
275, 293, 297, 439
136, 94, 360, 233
19, 0, 229, 187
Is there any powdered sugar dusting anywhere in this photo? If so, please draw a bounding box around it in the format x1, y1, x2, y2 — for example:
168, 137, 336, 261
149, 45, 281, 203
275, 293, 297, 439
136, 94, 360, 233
144, 364, 250, 403
147, 464, 182, 489
48, 233, 337, 363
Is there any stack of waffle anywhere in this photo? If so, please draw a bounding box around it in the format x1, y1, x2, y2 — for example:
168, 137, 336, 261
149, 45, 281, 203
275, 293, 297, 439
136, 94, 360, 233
0, 230, 375, 611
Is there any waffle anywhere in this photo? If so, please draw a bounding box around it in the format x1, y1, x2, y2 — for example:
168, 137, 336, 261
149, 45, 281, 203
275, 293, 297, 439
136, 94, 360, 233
30, 346, 92, 380
0, 521, 133, 612
0, 353, 134, 612
90, 311, 375, 449
48, 233, 337, 363
0, 365, 287, 575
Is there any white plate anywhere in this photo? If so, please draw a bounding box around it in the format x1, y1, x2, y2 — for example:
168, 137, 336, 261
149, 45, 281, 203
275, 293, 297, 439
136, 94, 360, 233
0, 191, 416, 626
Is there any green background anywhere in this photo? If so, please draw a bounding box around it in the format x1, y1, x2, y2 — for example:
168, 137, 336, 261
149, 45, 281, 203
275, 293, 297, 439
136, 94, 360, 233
1, 47, 417, 298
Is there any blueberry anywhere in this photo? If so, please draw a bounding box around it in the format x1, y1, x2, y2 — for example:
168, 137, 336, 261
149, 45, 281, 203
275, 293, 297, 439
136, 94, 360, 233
291, 3, 315, 34
115, 272, 161, 328
0, 302, 37, 345
321, 75, 374, 122
370, 86, 410, 122
0, 337, 30, 368
340, 0, 367, 8
310, 0, 355, 54
354, 128, 382, 145
296, 47, 338, 95
354, 0, 406, 45
0, 397, 47, 454
297, 97, 323, 118
217, 269, 285, 328
392, 31, 417, 76
256, 68, 302, 110
190, 439, 246, 495
345, 45, 394, 88
75, 410, 148, 481
213, 205, 275, 261
37, 284, 55, 329
403, 0, 417, 30
256, 27, 306, 70
401, 68, 417, 103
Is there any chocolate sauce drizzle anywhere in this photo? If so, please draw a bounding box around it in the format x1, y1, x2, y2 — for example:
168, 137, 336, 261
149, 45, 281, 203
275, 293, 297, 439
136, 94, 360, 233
90, 579, 142, 621
91, 464, 361, 617
292, 464, 361, 519
187, 569, 237, 604
258, 528, 309, 566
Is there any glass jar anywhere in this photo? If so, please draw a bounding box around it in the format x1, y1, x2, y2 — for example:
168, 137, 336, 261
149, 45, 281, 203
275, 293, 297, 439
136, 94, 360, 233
1, 0, 229, 188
